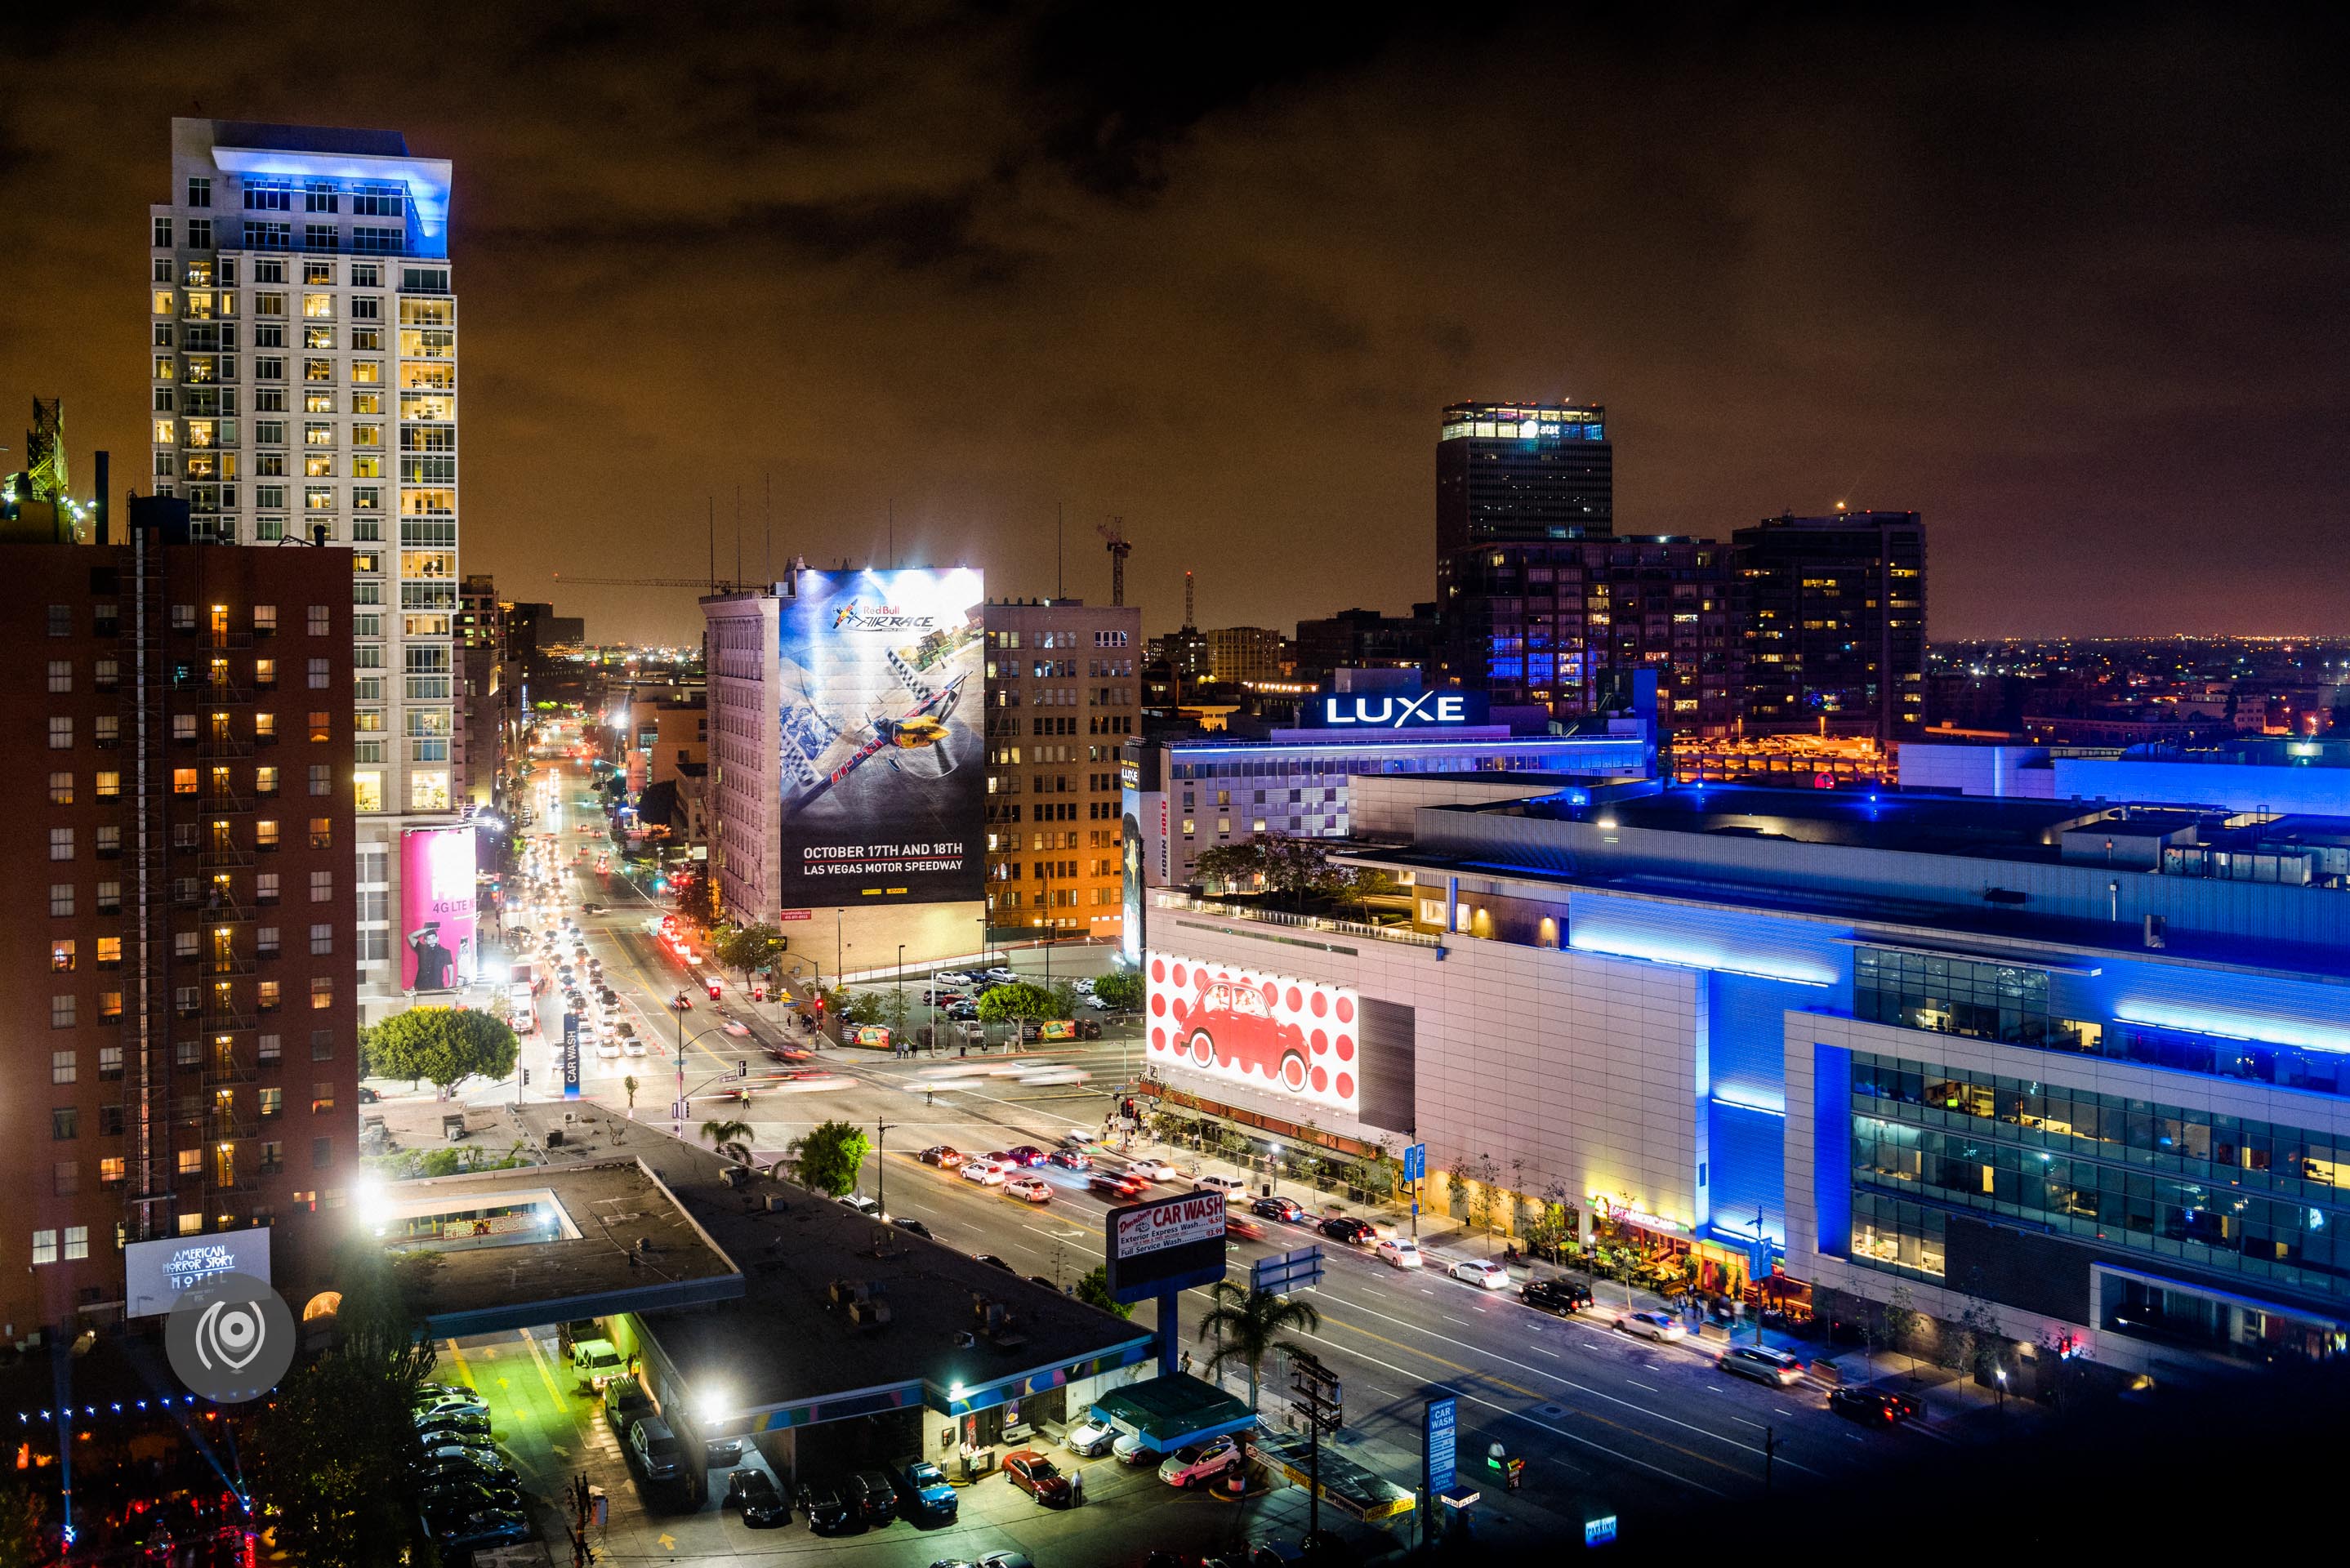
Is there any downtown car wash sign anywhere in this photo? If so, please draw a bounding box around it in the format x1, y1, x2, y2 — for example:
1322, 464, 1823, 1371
1104, 1189, 1228, 1303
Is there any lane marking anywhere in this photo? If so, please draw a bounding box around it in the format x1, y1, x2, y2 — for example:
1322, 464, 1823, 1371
1627, 1379, 1658, 1392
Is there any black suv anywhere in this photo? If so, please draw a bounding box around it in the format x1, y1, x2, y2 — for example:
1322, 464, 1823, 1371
1318, 1215, 1377, 1246
1830, 1387, 1921, 1427
1519, 1277, 1594, 1316
846, 1469, 898, 1526
797, 1481, 853, 1533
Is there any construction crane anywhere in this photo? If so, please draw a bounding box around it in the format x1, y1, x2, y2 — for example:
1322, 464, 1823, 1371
1096, 518, 1133, 606
552, 573, 763, 593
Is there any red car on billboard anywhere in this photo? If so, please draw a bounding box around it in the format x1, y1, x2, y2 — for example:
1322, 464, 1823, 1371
1175, 978, 1313, 1093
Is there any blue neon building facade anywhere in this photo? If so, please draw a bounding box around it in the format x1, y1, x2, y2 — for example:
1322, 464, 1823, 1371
1140, 772, 2350, 1378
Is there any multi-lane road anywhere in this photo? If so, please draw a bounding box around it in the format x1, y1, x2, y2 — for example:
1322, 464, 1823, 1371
497, 758, 1960, 1546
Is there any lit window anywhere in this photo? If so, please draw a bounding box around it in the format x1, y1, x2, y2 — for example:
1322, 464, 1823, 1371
30, 1231, 56, 1267
48, 771, 73, 805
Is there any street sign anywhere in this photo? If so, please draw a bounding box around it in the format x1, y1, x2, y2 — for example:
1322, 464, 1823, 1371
1289, 1352, 1343, 1433
1104, 1191, 1229, 1303
1252, 1245, 1326, 1296
1423, 1395, 1456, 1503
560, 1013, 582, 1099
1402, 1143, 1427, 1183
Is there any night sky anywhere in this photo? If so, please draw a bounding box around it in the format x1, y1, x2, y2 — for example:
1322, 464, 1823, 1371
6, 4, 2346, 643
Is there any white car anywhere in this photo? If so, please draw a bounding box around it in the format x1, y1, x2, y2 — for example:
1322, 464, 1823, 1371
1157, 1437, 1242, 1489
622, 1036, 646, 1057
1065, 1418, 1117, 1458
1004, 1176, 1053, 1204
722, 1020, 751, 1037
1375, 1237, 1424, 1270
1615, 1309, 1688, 1343
1451, 1259, 1510, 1290
959, 1160, 1008, 1187
1112, 1430, 1156, 1466
1195, 1174, 1247, 1197
1126, 1159, 1181, 1183
595, 1039, 622, 1061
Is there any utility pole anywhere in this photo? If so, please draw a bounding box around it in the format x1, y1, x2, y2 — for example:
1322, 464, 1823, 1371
1289, 1352, 1343, 1540
876, 1117, 893, 1216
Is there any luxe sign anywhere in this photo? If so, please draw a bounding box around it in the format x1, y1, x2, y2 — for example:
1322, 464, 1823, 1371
1309, 691, 1487, 728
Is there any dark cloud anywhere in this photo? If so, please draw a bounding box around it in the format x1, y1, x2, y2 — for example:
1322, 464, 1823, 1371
3, 2, 2347, 640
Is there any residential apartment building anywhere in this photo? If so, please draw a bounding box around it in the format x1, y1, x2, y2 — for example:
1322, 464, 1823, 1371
1204, 626, 1283, 685
1438, 536, 1739, 735
1292, 604, 1438, 682
149, 118, 457, 1018
983, 599, 1142, 942
1, 497, 358, 1335
1732, 510, 1928, 745
455, 572, 513, 809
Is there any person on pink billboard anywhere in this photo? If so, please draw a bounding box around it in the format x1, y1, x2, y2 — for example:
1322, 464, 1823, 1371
408, 920, 457, 992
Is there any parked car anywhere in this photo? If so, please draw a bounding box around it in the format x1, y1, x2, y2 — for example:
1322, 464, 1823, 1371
1830, 1387, 1920, 1426
571, 1339, 627, 1391
1005, 1176, 1054, 1204
896, 1458, 958, 1520
1614, 1310, 1688, 1343
1064, 1418, 1118, 1458
418, 1478, 521, 1522
1046, 1147, 1092, 1170
960, 1159, 1008, 1187
1254, 1195, 1306, 1223
725, 1468, 790, 1526
1127, 1158, 1183, 1183
891, 1216, 933, 1238
603, 1382, 653, 1438
976, 1254, 1015, 1272
841, 1193, 881, 1217
797, 1480, 854, 1533
1113, 1430, 1157, 1466
846, 1468, 899, 1525
1375, 1237, 1424, 1269
431, 1510, 532, 1551
629, 1419, 684, 1481
416, 1424, 496, 1452
1519, 1277, 1594, 1316
1158, 1437, 1242, 1490
413, 1405, 492, 1437
1450, 1259, 1510, 1290
1318, 1215, 1377, 1247
414, 1454, 519, 1493
1196, 1174, 1247, 1196
412, 1383, 488, 1413
919, 1145, 966, 1168
1004, 1448, 1072, 1506
1718, 1345, 1808, 1387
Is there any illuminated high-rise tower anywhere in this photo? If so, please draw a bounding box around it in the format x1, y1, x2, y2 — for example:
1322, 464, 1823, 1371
150, 119, 460, 1018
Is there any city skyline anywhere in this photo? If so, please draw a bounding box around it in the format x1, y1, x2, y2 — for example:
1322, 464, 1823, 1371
8, 7, 2349, 644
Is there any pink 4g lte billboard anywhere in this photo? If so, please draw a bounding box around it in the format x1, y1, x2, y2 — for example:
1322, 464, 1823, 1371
1146, 952, 1361, 1116
402, 826, 476, 994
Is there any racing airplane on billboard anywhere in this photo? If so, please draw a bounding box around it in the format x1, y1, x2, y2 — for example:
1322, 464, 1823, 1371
777, 653, 970, 818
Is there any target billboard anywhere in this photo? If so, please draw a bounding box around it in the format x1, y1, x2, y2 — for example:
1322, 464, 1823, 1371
1147, 952, 1361, 1116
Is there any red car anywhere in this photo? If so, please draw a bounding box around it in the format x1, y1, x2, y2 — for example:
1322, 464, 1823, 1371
1006, 1146, 1048, 1168
1002, 1449, 1070, 1507
1174, 978, 1313, 1092
704, 978, 723, 1000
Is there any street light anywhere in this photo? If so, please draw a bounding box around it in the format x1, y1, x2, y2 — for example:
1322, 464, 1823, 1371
876, 1117, 894, 1217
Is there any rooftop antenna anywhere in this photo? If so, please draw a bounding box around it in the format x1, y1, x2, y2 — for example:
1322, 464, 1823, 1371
764, 472, 773, 583
734, 483, 742, 585
707, 497, 716, 594
1056, 501, 1064, 600
1097, 518, 1131, 606
1184, 568, 1195, 630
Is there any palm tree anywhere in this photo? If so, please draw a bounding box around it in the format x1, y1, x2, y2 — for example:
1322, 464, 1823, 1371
1195, 1281, 1321, 1512
622, 1075, 639, 1116
700, 1117, 754, 1165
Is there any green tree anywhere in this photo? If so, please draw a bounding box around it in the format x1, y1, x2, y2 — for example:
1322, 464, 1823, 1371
1463, 1153, 1502, 1254
1072, 1264, 1133, 1320
1343, 866, 1398, 921
977, 982, 1057, 1026
1884, 1284, 1924, 1378
361, 1007, 519, 1094
622, 1074, 639, 1115
249, 1242, 437, 1568
1046, 978, 1081, 1019
789, 1119, 870, 1196
883, 984, 912, 1040
1193, 840, 1268, 894
712, 922, 787, 984
700, 1117, 755, 1165
0, 1466, 44, 1567
1197, 1282, 1322, 1515
1092, 969, 1144, 1011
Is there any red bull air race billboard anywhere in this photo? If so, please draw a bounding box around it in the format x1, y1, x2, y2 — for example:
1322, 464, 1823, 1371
402, 825, 477, 994
776, 568, 985, 905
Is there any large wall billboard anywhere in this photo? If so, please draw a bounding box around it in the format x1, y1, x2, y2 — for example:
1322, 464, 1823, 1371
125, 1229, 272, 1318
1147, 952, 1362, 1116
402, 826, 478, 993
776, 568, 985, 906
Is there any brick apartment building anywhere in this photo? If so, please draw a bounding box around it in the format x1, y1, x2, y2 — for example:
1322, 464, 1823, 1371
0, 498, 356, 1337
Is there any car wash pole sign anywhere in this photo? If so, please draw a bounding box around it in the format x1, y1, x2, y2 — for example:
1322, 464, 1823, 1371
1104, 1190, 1228, 1303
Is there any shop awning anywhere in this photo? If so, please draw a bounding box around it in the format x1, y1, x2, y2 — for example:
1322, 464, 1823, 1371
1090, 1373, 1256, 1454
1254, 1428, 1417, 1523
